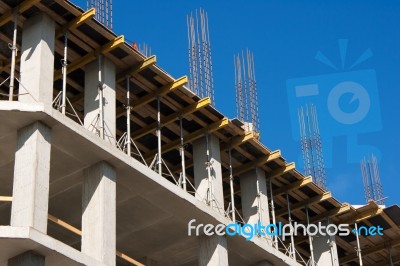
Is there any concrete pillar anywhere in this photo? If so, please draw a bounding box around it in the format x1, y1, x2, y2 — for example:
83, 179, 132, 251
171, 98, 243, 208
10, 122, 51, 234
192, 134, 224, 212
84, 57, 116, 140
82, 161, 116, 266
313, 219, 339, 266
198, 235, 228, 266
8, 251, 45, 266
19, 13, 55, 105
240, 167, 270, 226
252, 261, 273, 266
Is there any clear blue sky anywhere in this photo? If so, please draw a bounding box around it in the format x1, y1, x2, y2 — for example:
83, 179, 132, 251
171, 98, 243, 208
73, 0, 400, 206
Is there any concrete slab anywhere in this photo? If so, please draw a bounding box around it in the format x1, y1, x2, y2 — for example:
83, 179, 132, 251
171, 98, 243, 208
0, 101, 300, 266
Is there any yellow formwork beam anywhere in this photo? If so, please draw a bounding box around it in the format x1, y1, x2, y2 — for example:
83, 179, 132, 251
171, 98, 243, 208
130, 76, 188, 110
0, 196, 12, 202
220, 131, 255, 151
116, 55, 157, 83
273, 176, 313, 196
267, 162, 295, 179
132, 97, 211, 140
226, 150, 281, 179
54, 35, 124, 80
56, 8, 95, 38
145, 117, 229, 160
0, 0, 41, 27
275, 192, 332, 216
309, 203, 351, 223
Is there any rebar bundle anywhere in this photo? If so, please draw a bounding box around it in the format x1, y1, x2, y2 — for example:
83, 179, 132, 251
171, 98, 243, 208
87, 0, 113, 30
187, 9, 215, 105
298, 104, 327, 190
361, 154, 385, 205
234, 49, 259, 134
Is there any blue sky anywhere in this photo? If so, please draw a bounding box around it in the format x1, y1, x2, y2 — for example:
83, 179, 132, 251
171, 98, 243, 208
73, 0, 400, 206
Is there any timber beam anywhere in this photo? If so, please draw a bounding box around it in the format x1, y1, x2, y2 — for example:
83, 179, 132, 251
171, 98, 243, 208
56, 8, 95, 37
116, 55, 157, 83
0, 0, 40, 27
273, 176, 312, 196
275, 192, 332, 216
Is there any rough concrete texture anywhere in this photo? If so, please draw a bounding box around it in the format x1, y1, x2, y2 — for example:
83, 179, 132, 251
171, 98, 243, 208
198, 235, 228, 266
19, 13, 55, 105
8, 251, 44, 266
240, 167, 271, 226
193, 135, 224, 213
313, 219, 339, 266
11, 121, 51, 234
84, 57, 116, 141
82, 161, 116, 266
252, 260, 274, 266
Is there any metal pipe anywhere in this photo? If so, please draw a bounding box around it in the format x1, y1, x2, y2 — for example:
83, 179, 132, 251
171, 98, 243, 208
306, 206, 315, 266
179, 116, 186, 191
388, 243, 394, 266
206, 133, 212, 205
286, 192, 296, 261
98, 56, 104, 139
126, 76, 131, 156
269, 178, 278, 248
355, 223, 363, 266
156, 95, 162, 175
228, 148, 235, 222
61, 32, 68, 115
9, 10, 18, 101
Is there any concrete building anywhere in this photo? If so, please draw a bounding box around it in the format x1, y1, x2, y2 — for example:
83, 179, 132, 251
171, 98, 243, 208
0, 0, 399, 265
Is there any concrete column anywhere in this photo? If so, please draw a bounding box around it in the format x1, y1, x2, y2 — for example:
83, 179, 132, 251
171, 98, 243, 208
19, 13, 55, 105
82, 161, 116, 266
192, 134, 224, 212
84, 57, 116, 140
313, 219, 339, 266
240, 167, 270, 226
198, 235, 228, 266
10, 122, 51, 234
8, 251, 45, 266
252, 261, 273, 266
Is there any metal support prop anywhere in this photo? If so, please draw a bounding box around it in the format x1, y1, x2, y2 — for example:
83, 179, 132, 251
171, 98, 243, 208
156, 95, 162, 175
306, 206, 315, 266
228, 148, 235, 222
256, 173, 262, 225
179, 116, 187, 191
126, 76, 132, 156
354, 223, 363, 266
269, 178, 278, 248
286, 192, 296, 261
9, 10, 18, 101
98, 55, 105, 139
387, 243, 394, 266
61, 31, 68, 114
206, 133, 212, 205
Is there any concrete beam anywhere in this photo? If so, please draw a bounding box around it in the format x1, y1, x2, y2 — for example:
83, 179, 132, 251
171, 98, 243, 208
11, 121, 51, 234
19, 13, 55, 105
198, 235, 228, 266
8, 251, 45, 266
82, 161, 116, 266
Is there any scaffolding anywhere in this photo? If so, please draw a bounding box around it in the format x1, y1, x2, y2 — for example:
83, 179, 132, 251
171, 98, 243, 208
234, 49, 260, 135
187, 8, 215, 105
361, 154, 385, 205
298, 104, 327, 190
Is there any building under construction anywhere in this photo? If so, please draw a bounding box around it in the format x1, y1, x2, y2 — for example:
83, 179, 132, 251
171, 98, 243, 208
0, 0, 399, 265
